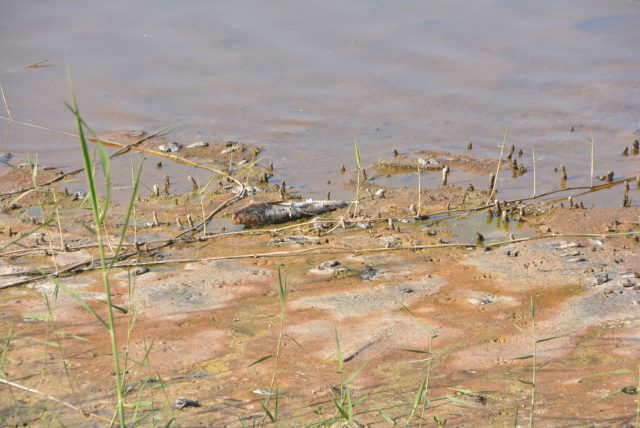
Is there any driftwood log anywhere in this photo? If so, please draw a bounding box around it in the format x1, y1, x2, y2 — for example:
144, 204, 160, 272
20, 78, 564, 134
232, 200, 348, 227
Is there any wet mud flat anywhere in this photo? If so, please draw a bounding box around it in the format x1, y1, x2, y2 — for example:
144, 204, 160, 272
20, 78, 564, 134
0, 132, 640, 426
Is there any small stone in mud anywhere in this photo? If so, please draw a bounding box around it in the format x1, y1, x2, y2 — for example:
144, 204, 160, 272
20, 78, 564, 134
71, 191, 87, 201
131, 267, 149, 276
588, 238, 604, 248
590, 273, 610, 287
173, 397, 200, 410
360, 266, 379, 281
505, 249, 519, 257
158, 142, 182, 153
310, 260, 347, 275
621, 279, 636, 288
479, 296, 494, 305
418, 157, 439, 167
620, 272, 640, 279
374, 188, 386, 198
380, 236, 399, 248
564, 257, 586, 263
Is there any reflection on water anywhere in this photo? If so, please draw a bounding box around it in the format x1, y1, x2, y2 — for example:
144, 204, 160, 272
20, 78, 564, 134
1, 0, 639, 205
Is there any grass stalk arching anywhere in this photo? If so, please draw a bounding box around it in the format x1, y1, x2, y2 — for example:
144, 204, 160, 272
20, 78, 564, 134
66, 69, 143, 427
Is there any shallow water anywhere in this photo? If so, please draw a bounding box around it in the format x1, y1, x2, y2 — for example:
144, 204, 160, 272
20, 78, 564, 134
1, 1, 639, 205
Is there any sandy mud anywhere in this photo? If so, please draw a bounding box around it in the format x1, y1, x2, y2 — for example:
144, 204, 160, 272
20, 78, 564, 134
0, 136, 639, 427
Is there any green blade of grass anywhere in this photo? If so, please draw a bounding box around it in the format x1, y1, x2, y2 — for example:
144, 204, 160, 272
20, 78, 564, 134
536, 334, 566, 343
61, 285, 108, 329
0, 321, 14, 377
378, 409, 396, 425
97, 143, 111, 224
333, 398, 350, 421
107, 158, 143, 270
277, 268, 287, 309
335, 328, 344, 376
399, 348, 430, 354
342, 358, 371, 387
248, 355, 273, 368
260, 401, 275, 422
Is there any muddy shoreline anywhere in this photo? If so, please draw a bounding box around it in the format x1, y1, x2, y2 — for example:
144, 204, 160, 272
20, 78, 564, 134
1, 131, 639, 426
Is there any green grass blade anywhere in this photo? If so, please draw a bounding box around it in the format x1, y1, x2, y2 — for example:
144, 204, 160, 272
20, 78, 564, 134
107, 158, 143, 270
333, 399, 350, 421
530, 296, 535, 318
399, 348, 430, 354
8, 188, 36, 207
274, 385, 280, 422
277, 268, 287, 309
97, 143, 111, 224
31, 155, 38, 182
378, 409, 396, 425
62, 286, 108, 329
335, 328, 343, 376
536, 334, 566, 344
248, 354, 273, 368
513, 355, 534, 360
260, 400, 275, 422
343, 358, 371, 387
0, 321, 14, 377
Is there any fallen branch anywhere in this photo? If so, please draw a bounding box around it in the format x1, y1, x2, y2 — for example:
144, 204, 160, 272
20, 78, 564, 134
232, 200, 348, 227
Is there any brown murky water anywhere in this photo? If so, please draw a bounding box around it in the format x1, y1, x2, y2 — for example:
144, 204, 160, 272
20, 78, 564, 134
1, 1, 639, 203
